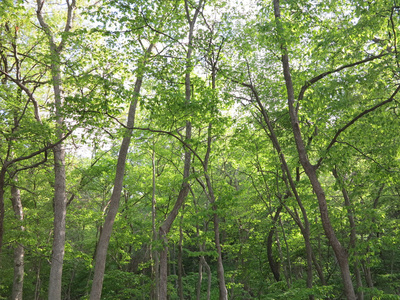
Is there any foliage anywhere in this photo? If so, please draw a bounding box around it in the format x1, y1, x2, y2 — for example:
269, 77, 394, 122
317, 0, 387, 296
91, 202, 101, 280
0, 0, 399, 299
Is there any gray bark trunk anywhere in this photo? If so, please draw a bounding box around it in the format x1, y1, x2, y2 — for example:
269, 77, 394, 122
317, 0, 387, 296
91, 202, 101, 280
36, 2, 76, 299
11, 180, 24, 300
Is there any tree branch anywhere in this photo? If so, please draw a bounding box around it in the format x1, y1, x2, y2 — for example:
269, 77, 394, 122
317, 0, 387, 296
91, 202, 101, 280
297, 52, 388, 111
316, 84, 400, 169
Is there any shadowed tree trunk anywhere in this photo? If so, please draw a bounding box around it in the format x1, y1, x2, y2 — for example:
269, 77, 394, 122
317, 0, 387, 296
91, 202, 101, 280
267, 206, 283, 282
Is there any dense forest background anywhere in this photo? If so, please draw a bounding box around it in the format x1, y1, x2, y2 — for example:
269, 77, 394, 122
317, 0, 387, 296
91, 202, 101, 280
1, 0, 400, 299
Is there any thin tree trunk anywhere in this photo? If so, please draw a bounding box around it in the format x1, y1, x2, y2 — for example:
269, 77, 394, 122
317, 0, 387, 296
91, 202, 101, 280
178, 213, 184, 300
363, 258, 374, 288
197, 154, 228, 300
34, 259, 42, 300
193, 189, 211, 300
206, 45, 228, 300
279, 218, 292, 288
333, 167, 363, 299
197, 256, 203, 300
151, 146, 159, 300
240, 61, 314, 297
272, 1, 356, 298
11, 179, 24, 300
251, 82, 314, 298
267, 206, 283, 282
312, 251, 326, 286
48, 43, 66, 300
89, 44, 153, 300
159, 2, 204, 298
0, 174, 5, 254
158, 121, 191, 299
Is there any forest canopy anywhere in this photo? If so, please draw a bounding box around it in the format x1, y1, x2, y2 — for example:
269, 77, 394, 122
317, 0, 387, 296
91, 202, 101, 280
0, 0, 399, 299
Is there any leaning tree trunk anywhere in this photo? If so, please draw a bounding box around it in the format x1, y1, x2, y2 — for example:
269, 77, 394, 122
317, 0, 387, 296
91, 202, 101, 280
272, 1, 356, 298
250, 84, 314, 298
89, 44, 153, 300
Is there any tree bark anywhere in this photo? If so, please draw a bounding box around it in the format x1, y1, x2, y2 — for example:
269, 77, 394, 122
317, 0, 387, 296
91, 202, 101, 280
89, 44, 153, 300
36, 2, 76, 299
272, 1, 356, 298
11, 179, 24, 300
193, 190, 211, 300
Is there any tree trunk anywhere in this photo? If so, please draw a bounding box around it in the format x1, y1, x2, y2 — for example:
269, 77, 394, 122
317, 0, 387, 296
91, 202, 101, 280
333, 167, 363, 299
194, 192, 211, 300
11, 180, 24, 300
34, 259, 42, 300
158, 126, 191, 299
159, 2, 204, 297
206, 44, 228, 300
151, 147, 159, 300
197, 258, 203, 300
246, 66, 314, 298
178, 213, 184, 300
267, 206, 283, 282
272, 1, 356, 298
89, 45, 153, 300
0, 173, 5, 254
36, 2, 76, 299
279, 218, 292, 287
47, 42, 66, 300
48, 141, 67, 300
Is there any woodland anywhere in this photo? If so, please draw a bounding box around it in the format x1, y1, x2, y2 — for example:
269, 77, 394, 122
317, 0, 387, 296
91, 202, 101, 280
0, 0, 400, 299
